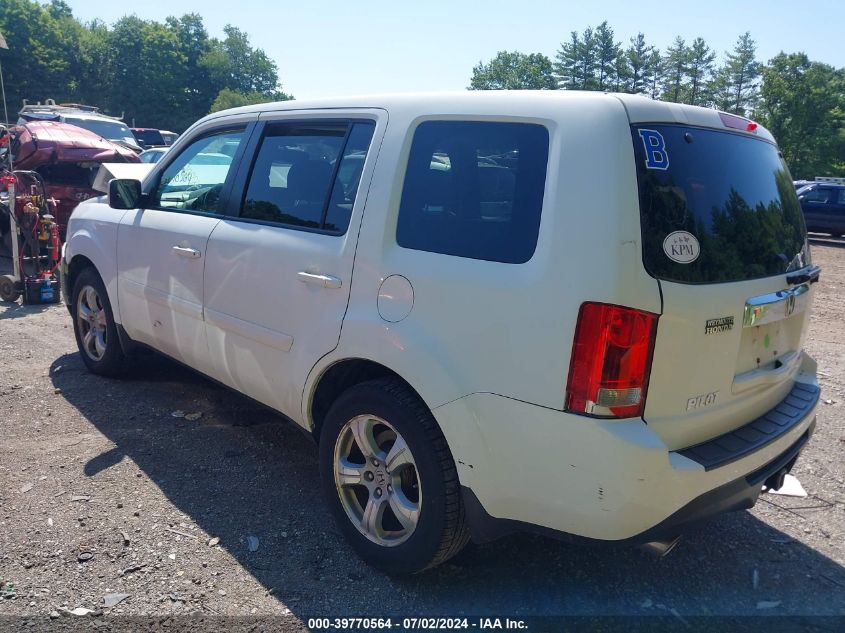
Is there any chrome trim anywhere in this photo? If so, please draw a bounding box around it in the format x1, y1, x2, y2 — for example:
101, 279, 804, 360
743, 284, 810, 328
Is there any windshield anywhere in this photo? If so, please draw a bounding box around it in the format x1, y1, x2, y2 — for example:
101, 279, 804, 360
64, 116, 138, 146
632, 124, 808, 284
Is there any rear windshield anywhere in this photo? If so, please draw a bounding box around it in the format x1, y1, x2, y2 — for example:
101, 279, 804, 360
632, 124, 808, 284
133, 129, 165, 146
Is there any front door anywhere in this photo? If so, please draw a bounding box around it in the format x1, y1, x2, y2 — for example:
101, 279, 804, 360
203, 112, 383, 420
117, 126, 249, 369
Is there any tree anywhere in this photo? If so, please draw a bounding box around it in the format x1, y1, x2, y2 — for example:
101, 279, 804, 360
625, 33, 654, 94
662, 37, 691, 103
0, 0, 84, 111
646, 49, 664, 99
712, 32, 761, 115
593, 21, 621, 91
469, 51, 557, 90
757, 53, 845, 178
613, 52, 630, 92
686, 37, 716, 106
201, 25, 279, 96
209, 88, 291, 113
554, 31, 583, 89
106, 16, 188, 128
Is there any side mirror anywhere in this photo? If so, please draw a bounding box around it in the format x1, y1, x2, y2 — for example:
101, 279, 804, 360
109, 179, 143, 210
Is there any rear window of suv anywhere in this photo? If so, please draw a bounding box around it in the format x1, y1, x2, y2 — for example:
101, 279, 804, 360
397, 120, 549, 264
632, 124, 808, 284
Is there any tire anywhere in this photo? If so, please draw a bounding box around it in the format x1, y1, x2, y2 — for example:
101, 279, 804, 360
71, 267, 128, 376
319, 378, 469, 574
0, 274, 20, 302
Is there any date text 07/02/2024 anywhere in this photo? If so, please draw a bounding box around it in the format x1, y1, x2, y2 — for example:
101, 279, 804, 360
307, 618, 528, 630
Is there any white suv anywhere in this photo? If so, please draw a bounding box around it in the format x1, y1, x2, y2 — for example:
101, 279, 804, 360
62, 92, 821, 574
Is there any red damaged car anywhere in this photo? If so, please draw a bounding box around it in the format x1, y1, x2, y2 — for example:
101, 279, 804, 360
1, 120, 138, 244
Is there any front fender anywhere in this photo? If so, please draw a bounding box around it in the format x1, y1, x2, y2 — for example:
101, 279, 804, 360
65, 201, 126, 322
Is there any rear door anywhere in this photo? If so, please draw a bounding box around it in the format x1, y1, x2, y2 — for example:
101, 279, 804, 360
630, 121, 816, 449
202, 111, 384, 420
117, 123, 254, 368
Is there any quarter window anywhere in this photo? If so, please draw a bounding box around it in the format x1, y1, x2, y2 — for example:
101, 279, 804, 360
151, 130, 244, 214
396, 121, 549, 264
241, 121, 375, 233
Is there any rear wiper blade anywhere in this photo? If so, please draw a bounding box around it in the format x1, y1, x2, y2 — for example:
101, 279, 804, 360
786, 265, 821, 285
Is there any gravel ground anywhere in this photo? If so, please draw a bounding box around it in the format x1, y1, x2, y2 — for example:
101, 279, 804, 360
0, 239, 844, 629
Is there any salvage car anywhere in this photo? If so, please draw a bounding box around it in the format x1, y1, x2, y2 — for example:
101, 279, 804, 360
19, 102, 143, 153
0, 120, 138, 246
62, 92, 821, 574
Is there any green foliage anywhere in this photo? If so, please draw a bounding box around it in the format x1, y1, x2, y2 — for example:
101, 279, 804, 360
0, 1, 291, 130
469, 51, 556, 90
554, 28, 598, 89
478, 20, 843, 178
662, 36, 691, 103
712, 32, 761, 115
757, 53, 845, 178
593, 22, 621, 91
625, 33, 655, 95
685, 37, 716, 106
209, 88, 292, 113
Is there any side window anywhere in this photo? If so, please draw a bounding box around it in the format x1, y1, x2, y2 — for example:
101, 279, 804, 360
241, 121, 375, 233
837, 189, 845, 205
396, 120, 549, 264
152, 130, 244, 214
801, 187, 830, 203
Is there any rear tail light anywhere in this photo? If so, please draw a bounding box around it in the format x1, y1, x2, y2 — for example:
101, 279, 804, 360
566, 302, 659, 419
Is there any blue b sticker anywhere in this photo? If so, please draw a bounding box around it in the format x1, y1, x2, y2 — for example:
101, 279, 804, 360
638, 129, 669, 170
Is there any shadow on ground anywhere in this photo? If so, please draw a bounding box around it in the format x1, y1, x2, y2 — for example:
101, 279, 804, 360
49, 350, 845, 618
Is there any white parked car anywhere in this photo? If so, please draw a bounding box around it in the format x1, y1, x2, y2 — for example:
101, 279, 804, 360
62, 92, 821, 574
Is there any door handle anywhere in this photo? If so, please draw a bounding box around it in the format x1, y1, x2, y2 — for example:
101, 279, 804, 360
297, 271, 342, 289
172, 245, 201, 259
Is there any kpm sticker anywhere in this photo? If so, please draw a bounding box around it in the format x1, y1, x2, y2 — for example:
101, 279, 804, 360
663, 231, 700, 264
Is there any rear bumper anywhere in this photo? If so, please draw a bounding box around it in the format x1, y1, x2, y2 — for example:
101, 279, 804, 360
433, 367, 819, 543
461, 421, 814, 545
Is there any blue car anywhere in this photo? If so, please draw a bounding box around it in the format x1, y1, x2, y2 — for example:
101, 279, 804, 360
797, 182, 845, 237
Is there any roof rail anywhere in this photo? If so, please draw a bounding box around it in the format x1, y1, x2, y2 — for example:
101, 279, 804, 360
815, 176, 845, 184
19, 100, 123, 121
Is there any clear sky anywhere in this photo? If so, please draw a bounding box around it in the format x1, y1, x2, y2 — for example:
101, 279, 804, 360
64, 0, 844, 99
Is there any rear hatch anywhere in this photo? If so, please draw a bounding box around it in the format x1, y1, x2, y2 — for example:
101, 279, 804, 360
629, 114, 816, 450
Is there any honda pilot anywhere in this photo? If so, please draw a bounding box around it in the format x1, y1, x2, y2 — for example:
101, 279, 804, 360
61, 92, 820, 574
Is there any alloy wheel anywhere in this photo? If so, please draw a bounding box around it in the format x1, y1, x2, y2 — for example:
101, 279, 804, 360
76, 285, 108, 361
333, 415, 421, 546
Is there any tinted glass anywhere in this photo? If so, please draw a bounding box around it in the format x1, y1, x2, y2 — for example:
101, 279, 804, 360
397, 121, 549, 264
152, 130, 244, 214
800, 186, 830, 203
632, 125, 808, 284
323, 122, 375, 232
242, 124, 346, 229
133, 129, 165, 146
